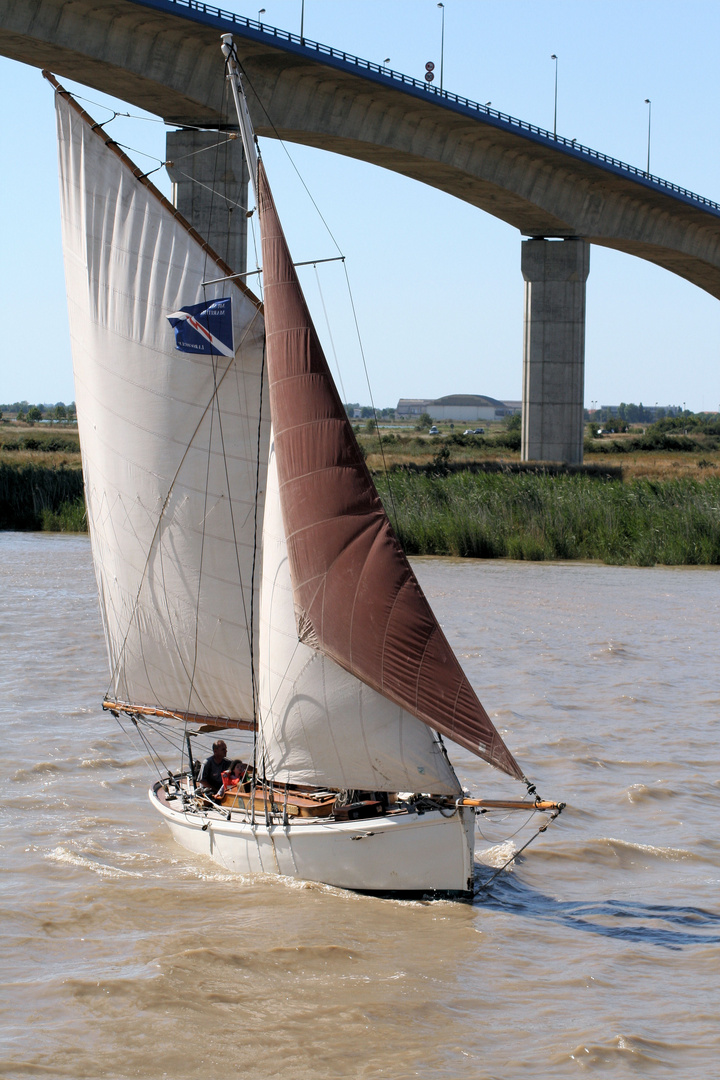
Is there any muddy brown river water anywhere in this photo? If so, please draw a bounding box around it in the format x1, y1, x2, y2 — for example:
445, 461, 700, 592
1, 532, 719, 1078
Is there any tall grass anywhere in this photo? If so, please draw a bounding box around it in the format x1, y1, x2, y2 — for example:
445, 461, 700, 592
5, 456, 720, 562
39, 498, 87, 533
375, 470, 720, 566
0, 463, 85, 531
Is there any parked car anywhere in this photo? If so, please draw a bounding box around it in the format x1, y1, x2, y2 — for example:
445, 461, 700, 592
473, 428, 485, 434
462, 429, 473, 435
428, 425, 439, 434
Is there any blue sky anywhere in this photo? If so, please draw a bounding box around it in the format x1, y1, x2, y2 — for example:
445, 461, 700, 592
1, 0, 719, 411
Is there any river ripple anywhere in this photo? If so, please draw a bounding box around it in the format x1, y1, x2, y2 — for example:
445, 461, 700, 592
1, 533, 719, 1079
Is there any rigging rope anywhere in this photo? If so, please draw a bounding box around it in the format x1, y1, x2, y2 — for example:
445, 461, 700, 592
168, 168, 251, 214
234, 63, 344, 258
312, 263, 347, 405
231, 56, 401, 535
248, 338, 267, 787
187, 389, 214, 689
182, 77, 259, 752
475, 807, 536, 844
476, 806, 564, 891
340, 261, 400, 533
182, 88, 224, 753
113, 713, 169, 782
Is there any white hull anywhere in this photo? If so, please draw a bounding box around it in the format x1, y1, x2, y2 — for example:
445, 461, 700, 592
150, 785, 475, 897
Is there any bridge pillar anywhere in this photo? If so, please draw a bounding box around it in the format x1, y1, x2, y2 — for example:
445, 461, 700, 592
165, 130, 248, 275
521, 238, 590, 464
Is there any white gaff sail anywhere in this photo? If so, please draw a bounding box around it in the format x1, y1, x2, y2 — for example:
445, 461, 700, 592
55, 90, 268, 725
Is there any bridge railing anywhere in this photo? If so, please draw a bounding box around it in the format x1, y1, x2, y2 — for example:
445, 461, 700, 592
150, 0, 720, 216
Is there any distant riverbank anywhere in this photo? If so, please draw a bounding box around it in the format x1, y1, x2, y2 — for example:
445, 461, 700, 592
2, 427, 720, 565
0, 427, 84, 531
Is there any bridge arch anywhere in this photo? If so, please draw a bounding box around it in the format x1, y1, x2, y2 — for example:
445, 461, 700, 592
2, 0, 718, 457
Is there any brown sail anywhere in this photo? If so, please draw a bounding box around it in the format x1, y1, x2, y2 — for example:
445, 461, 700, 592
258, 161, 523, 781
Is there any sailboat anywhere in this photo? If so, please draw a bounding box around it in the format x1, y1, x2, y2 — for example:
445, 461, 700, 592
46, 41, 561, 899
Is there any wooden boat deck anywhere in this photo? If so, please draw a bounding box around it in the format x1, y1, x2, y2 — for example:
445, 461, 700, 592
217, 783, 336, 818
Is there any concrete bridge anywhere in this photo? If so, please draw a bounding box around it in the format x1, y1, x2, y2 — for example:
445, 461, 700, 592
3, 0, 719, 462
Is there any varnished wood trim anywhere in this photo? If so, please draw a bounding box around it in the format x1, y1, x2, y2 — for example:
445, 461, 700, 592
103, 699, 256, 731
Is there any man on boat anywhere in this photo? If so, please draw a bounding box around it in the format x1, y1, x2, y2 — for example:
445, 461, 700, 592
199, 740, 230, 794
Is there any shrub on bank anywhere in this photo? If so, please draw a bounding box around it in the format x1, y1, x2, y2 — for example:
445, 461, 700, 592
585, 433, 700, 454
490, 430, 522, 451
0, 432, 80, 453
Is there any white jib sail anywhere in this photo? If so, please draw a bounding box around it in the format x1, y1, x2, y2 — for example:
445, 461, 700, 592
258, 441, 462, 794
55, 92, 269, 722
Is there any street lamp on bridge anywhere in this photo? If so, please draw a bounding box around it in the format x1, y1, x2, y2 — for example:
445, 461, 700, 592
437, 3, 445, 92
645, 98, 652, 177
551, 54, 558, 138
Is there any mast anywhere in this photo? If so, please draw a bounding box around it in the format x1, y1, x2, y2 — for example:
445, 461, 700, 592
221, 35, 259, 204
220, 36, 524, 783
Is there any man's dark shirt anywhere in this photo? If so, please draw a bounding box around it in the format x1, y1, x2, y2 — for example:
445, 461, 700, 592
201, 755, 230, 791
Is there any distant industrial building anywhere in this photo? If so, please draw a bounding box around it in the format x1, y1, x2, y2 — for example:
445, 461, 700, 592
396, 394, 521, 422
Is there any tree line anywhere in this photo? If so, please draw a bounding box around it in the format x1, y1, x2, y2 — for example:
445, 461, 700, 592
1, 401, 77, 422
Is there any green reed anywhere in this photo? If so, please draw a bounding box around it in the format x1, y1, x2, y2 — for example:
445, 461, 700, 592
0, 463, 85, 531
375, 470, 720, 566
6, 456, 720, 562
39, 498, 87, 533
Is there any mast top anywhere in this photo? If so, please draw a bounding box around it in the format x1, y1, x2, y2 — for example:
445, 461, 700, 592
222, 34, 260, 205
